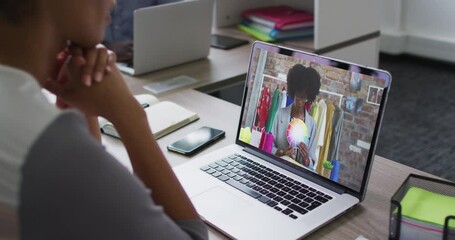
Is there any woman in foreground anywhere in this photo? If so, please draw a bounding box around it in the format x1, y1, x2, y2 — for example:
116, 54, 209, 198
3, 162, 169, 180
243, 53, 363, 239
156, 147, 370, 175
0, 0, 207, 239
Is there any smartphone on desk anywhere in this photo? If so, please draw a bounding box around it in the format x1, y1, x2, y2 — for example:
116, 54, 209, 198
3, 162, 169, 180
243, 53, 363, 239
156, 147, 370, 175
167, 126, 225, 156
211, 34, 249, 50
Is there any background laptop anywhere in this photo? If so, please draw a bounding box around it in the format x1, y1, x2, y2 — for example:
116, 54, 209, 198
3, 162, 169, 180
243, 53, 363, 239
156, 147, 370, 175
117, 0, 213, 76
174, 41, 392, 239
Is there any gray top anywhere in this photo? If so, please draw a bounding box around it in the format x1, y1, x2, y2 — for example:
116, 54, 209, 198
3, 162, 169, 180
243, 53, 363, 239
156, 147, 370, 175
19, 111, 208, 240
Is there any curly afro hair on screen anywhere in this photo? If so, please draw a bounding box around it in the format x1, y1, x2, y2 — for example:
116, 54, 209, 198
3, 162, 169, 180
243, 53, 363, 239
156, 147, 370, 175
286, 64, 321, 103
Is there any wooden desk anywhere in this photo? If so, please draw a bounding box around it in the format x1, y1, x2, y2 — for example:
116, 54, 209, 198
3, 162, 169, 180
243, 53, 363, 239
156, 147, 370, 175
103, 89, 435, 240
102, 89, 241, 171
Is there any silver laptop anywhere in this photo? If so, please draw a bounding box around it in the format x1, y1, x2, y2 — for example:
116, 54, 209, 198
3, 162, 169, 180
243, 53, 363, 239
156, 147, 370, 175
117, 0, 213, 76
174, 41, 392, 239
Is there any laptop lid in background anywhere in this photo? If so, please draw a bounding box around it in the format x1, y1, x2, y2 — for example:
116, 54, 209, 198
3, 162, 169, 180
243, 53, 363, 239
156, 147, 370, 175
122, 0, 213, 76
237, 41, 392, 201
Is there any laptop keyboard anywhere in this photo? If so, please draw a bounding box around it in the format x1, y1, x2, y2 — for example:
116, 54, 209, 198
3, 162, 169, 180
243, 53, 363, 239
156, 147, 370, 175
200, 154, 333, 220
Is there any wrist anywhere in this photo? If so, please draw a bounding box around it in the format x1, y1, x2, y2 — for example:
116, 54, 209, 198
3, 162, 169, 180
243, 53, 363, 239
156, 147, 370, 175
111, 103, 154, 148
110, 102, 146, 128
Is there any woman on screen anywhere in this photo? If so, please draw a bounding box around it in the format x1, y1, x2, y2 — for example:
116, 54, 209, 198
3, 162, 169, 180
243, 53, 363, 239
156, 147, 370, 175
272, 64, 321, 168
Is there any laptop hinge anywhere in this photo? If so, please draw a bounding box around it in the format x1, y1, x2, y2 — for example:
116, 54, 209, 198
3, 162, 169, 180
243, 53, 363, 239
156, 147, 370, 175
243, 147, 346, 195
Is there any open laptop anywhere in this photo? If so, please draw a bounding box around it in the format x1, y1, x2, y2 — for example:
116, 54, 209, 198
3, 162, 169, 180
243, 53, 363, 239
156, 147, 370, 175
174, 41, 392, 239
117, 0, 213, 76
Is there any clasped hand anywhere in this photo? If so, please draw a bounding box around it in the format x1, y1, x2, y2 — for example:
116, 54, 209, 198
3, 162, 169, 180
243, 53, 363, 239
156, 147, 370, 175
44, 43, 138, 122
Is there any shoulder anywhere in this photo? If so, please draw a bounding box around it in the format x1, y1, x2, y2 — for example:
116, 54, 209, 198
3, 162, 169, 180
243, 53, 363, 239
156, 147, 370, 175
20, 113, 207, 239
0, 66, 60, 148
20, 111, 141, 239
0, 65, 61, 207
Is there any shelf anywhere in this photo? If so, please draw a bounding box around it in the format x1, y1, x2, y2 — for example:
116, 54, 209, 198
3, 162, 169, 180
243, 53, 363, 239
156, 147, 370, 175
214, 0, 380, 53
214, 27, 315, 52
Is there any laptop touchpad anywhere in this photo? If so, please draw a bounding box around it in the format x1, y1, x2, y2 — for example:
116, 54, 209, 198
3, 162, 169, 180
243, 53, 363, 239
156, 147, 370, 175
192, 187, 251, 219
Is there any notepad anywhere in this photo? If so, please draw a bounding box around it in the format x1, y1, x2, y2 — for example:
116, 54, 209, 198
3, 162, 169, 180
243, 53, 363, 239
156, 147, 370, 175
400, 187, 455, 228
99, 94, 199, 139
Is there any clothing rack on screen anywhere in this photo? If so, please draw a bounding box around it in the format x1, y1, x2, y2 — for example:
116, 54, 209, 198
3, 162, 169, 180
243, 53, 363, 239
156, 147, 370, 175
312, 89, 345, 176
262, 74, 287, 92
249, 73, 289, 153
263, 74, 287, 82
255, 74, 287, 125
318, 89, 343, 107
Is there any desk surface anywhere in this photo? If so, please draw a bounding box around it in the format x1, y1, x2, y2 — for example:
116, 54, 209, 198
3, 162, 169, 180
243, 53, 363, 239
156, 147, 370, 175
103, 89, 435, 240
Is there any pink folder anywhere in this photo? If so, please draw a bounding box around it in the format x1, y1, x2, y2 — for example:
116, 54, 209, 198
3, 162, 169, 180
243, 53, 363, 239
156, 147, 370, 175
242, 5, 314, 30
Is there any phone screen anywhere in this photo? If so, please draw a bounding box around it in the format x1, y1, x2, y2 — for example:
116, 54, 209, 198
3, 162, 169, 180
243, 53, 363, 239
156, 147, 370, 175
167, 127, 225, 155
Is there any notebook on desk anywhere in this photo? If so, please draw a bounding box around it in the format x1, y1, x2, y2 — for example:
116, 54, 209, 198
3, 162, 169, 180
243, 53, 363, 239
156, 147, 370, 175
99, 94, 199, 139
117, 0, 213, 76
173, 41, 392, 239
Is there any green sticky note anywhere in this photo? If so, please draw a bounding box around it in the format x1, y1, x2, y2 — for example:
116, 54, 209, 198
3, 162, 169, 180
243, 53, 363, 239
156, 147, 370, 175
400, 187, 455, 228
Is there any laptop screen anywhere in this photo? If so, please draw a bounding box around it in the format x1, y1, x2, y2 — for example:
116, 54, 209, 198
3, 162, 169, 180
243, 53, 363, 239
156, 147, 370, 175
237, 42, 391, 193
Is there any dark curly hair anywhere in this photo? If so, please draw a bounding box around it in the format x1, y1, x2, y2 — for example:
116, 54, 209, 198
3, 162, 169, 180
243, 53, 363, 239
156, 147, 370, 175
0, 0, 33, 23
287, 64, 321, 103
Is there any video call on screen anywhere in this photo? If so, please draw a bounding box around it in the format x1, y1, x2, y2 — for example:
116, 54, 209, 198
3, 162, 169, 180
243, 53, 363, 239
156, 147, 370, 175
238, 48, 388, 191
